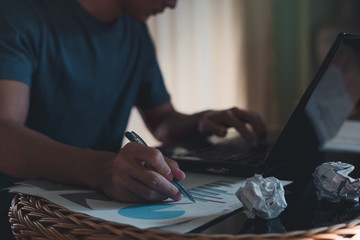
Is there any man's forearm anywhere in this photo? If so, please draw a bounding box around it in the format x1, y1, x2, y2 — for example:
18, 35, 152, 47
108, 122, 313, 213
0, 118, 116, 189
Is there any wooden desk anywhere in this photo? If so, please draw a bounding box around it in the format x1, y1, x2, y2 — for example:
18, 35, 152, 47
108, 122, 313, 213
9, 193, 360, 240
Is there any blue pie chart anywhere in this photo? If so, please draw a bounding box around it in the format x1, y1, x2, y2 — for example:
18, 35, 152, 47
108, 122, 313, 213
118, 204, 185, 220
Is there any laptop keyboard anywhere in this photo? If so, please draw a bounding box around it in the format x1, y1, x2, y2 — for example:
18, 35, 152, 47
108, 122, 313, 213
180, 137, 268, 164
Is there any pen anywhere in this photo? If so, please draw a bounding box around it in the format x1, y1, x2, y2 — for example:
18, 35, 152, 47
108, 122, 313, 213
124, 131, 196, 203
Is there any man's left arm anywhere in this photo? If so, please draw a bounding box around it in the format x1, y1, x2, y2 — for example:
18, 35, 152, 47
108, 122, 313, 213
138, 102, 268, 146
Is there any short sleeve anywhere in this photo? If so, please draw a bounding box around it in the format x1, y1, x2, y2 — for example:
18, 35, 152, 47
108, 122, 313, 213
0, 0, 39, 85
135, 24, 170, 109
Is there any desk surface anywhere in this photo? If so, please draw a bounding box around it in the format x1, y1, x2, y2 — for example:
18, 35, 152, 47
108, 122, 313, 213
196, 159, 360, 235
9, 192, 360, 239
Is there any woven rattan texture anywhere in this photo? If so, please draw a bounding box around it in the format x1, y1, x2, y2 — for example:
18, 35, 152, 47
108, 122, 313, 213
8, 193, 360, 240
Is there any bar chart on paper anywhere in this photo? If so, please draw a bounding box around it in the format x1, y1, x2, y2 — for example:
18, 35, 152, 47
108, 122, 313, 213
189, 180, 236, 204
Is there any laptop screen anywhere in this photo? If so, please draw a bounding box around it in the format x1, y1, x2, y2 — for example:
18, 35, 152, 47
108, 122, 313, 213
264, 33, 360, 181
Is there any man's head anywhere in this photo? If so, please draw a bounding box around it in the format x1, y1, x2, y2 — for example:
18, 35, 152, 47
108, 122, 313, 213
121, 0, 177, 22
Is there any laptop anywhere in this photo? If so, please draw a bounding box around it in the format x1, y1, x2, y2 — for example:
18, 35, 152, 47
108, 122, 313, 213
161, 32, 360, 181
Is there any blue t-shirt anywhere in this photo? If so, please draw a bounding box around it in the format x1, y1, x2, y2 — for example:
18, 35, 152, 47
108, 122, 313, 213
0, 0, 170, 208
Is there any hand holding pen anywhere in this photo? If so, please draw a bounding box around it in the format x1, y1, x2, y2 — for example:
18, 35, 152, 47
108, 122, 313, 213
100, 135, 187, 202
125, 131, 195, 202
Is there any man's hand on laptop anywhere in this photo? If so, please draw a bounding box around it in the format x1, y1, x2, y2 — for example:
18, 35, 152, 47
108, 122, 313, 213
197, 107, 267, 147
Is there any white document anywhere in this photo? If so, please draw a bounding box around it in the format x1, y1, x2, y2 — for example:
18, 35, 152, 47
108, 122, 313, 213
322, 120, 360, 153
8, 173, 245, 232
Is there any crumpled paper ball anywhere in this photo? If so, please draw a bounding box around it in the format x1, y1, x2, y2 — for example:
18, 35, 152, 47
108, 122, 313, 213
313, 161, 360, 203
236, 174, 287, 219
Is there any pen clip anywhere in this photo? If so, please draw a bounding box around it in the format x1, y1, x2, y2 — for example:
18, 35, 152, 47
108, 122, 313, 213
130, 131, 148, 146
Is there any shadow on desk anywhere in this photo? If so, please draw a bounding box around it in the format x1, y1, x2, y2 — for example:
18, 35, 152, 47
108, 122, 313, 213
1, 209, 15, 240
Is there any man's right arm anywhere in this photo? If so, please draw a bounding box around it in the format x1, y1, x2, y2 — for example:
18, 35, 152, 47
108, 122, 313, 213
0, 79, 113, 186
0, 79, 182, 202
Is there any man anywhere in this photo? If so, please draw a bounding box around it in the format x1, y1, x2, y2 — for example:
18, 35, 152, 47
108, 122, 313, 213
0, 0, 267, 237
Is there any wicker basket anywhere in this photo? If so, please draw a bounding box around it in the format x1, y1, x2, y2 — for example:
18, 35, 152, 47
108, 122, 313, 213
8, 193, 360, 240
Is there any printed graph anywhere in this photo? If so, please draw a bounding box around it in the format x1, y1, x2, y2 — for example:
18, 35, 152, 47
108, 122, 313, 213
189, 180, 235, 204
